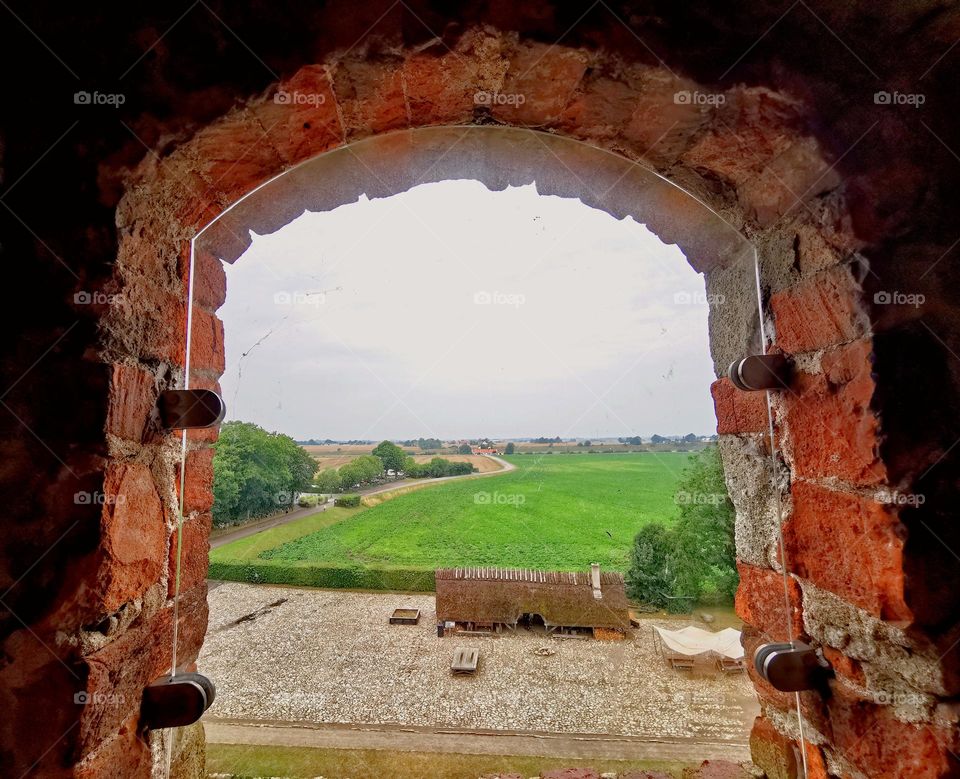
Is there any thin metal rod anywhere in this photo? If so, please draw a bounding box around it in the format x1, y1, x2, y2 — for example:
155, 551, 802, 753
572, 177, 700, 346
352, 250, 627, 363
752, 247, 808, 777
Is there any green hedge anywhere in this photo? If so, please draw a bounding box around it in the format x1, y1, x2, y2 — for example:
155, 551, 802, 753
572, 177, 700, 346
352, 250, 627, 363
334, 493, 362, 507
208, 559, 436, 592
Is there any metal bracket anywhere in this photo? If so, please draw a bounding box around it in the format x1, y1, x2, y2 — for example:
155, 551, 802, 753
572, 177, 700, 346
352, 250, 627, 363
728, 354, 792, 392
157, 389, 225, 430
754, 641, 832, 692
142, 672, 216, 730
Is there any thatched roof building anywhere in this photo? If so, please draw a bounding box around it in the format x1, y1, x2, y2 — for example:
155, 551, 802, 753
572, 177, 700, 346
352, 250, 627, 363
435, 565, 630, 631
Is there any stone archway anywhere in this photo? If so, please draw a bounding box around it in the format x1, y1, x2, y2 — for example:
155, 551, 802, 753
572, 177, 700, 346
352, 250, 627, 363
4, 12, 960, 779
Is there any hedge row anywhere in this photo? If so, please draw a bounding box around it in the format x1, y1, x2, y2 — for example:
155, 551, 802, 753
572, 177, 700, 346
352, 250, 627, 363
334, 493, 362, 507
208, 559, 436, 592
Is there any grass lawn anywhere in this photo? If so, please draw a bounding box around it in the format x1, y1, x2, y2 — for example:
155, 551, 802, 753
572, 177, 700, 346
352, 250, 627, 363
226, 452, 692, 578
206, 742, 690, 779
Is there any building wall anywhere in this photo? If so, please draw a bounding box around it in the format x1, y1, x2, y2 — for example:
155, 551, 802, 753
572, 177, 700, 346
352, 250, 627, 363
2, 3, 960, 777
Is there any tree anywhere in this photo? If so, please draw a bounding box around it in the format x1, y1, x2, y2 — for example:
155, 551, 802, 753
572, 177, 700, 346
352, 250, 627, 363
504, 442, 515, 454
458, 443, 472, 454
683, 433, 698, 443
650, 434, 666, 444
673, 446, 737, 601
212, 421, 318, 526
314, 468, 341, 494
372, 440, 406, 474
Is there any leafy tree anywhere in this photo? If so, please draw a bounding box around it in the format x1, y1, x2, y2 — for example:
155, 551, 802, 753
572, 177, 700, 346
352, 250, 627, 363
683, 433, 698, 443
338, 454, 384, 489
212, 421, 317, 526
458, 443, 473, 454
625, 446, 736, 612
504, 442, 515, 454
650, 434, 666, 444
314, 468, 342, 494
673, 446, 738, 601
372, 440, 406, 474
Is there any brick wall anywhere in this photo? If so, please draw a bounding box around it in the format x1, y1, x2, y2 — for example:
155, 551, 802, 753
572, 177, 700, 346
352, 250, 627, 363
3, 3, 960, 777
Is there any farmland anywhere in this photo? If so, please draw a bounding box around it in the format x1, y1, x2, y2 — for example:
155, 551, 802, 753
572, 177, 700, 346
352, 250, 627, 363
210, 452, 693, 587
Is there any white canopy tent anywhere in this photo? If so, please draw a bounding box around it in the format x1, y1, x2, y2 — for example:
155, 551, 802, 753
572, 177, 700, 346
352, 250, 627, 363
653, 625, 744, 661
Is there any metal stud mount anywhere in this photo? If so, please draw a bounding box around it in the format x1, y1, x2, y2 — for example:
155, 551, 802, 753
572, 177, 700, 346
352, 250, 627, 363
142, 673, 216, 730
754, 641, 832, 692
728, 354, 792, 392
157, 389, 225, 430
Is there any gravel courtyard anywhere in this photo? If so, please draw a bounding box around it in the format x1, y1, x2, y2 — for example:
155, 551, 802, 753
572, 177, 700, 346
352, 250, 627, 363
199, 583, 758, 743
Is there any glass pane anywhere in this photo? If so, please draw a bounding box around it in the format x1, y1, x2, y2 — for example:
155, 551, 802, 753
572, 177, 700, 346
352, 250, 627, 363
171, 126, 800, 778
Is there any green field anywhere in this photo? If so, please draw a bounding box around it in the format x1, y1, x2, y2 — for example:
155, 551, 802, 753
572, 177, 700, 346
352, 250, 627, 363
209, 452, 692, 588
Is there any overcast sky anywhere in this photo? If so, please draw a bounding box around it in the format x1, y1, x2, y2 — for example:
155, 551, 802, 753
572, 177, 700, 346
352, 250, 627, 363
216, 180, 719, 441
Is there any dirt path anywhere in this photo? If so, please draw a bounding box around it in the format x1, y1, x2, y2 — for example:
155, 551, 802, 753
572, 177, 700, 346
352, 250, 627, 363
211, 455, 515, 549
203, 718, 750, 763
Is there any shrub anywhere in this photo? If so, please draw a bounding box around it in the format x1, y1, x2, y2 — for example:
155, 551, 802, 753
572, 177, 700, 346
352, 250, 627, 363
335, 493, 362, 507
297, 494, 319, 508
207, 559, 436, 592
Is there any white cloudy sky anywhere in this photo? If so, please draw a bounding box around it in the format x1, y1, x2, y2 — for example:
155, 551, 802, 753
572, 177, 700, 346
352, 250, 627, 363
214, 180, 719, 441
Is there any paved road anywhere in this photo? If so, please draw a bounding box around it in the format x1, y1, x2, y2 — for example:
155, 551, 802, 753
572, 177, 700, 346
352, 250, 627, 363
210, 455, 515, 549
203, 718, 750, 763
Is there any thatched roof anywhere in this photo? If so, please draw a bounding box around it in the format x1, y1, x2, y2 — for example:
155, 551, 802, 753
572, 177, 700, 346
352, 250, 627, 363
435, 567, 631, 630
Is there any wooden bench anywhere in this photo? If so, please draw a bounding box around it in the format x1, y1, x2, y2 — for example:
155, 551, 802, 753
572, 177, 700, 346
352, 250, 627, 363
451, 647, 479, 675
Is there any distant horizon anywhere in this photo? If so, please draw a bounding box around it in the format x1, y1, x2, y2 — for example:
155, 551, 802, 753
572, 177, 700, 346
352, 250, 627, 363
287, 432, 719, 443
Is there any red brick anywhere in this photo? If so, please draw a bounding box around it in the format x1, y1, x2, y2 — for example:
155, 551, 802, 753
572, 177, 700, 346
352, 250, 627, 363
494, 42, 587, 126
782, 340, 885, 486
403, 52, 480, 126
105, 363, 156, 442
182, 245, 227, 313
558, 75, 639, 141
335, 59, 409, 138
190, 110, 286, 206
735, 563, 804, 642
253, 64, 343, 166
785, 481, 908, 621
176, 447, 215, 515
75, 715, 152, 779
711, 377, 769, 434
802, 740, 830, 779
771, 265, 866, 353
81, 587, 208, 755
540, 770, 599, 779
682, 87, 799, 186
827, 681, 960, 778
168, 513, 211, 598
822, 646, 866, 686
188, 308, 225, 376
749, 716, 799, 779
623, 72, 711, 166
98, 462, 166, 611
